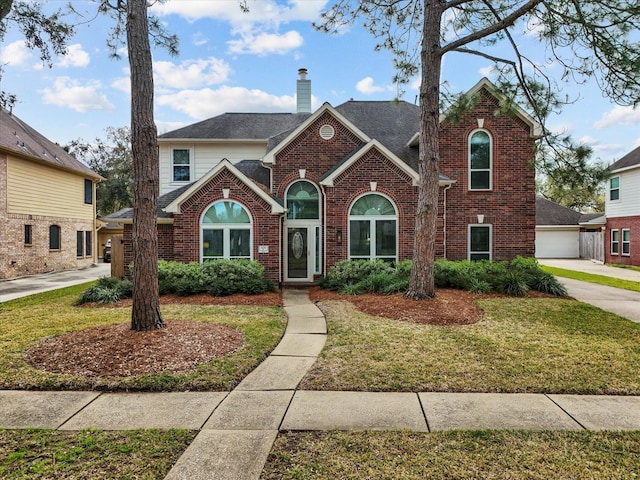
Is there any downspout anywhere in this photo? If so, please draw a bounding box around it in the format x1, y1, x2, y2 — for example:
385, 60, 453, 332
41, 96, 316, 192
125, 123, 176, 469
320, 183, 328, 277
442, 183, 452, 259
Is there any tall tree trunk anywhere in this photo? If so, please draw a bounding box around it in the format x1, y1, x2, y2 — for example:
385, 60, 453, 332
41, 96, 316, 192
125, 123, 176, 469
406, 0, 442, 300
127, 0, 163, 330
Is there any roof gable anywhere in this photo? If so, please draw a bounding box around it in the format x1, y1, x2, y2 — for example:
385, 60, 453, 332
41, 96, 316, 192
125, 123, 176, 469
0, 108, 101, 180
262, 103, 371, 165
164, 159, 285, 215
609, 145, 640, 172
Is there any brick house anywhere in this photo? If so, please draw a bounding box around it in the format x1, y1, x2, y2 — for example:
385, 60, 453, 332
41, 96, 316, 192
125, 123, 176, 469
605, 146, 640, 266
107, 72, 540, 285
0, 108, 102, 279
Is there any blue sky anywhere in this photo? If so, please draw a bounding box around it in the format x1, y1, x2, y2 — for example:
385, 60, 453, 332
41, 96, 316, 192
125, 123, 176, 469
1, 0, 639, 164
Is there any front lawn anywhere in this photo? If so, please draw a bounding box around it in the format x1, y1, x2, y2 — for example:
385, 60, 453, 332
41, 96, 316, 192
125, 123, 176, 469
0, 283, 286, 391
541, 265, 640, 293
262, 430, 640, 479
0, 429, 195, 479
300, 297, 640, 394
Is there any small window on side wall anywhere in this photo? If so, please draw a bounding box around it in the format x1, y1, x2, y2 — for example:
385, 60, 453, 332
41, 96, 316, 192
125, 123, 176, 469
609, 177, 620, 201
85, 231, 92, 256
50, 225, 61, 251
469, 130, 492, 190
76, 231, 84, 257
469, 224, 491, 261
611, 229, 619, 254
172, 148, 191, 182
84, 179, 93, 204
24, 224, 32, 245
622, 229, 630, 256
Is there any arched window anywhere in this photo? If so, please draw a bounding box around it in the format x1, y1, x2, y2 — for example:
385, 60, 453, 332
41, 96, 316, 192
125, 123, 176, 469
201, 201, 252, 261
49, 225, 61, 250
286, 180, 320, 220
349, 194, 397, 262
469, 129, 492, 190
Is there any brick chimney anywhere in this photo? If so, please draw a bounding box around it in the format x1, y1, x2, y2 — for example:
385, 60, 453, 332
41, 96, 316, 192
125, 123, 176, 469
296, 68, 311, 114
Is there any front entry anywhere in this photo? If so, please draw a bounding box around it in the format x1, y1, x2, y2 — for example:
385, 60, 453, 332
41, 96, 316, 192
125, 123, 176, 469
285, 225, 320, 283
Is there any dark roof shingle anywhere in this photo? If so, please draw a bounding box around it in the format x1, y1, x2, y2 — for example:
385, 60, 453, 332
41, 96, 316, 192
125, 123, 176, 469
610, 146, 640, 171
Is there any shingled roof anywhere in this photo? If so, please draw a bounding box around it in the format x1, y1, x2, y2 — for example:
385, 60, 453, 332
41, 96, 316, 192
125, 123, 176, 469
536, 196, 604, 226
610, 145, 640, 172
0, 108, 101, 180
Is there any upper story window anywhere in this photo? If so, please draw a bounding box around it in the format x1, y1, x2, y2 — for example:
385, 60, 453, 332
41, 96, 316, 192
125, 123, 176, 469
49, 225, 61, 251
609, 177, 620, 201
84, 179, 93, 204
469, 130, 492, 190
172, 148, 191, 182
349, 193, 397, 262
286, 181, 320, 220
201, 201, 252, 261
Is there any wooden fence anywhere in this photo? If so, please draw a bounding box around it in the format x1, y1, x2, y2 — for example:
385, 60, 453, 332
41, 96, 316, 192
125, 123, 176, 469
579, 231, 604, 263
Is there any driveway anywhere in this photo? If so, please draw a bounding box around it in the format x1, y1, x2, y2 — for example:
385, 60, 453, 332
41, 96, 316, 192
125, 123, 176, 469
0, 263, 110, 303
538, 259, 640, 323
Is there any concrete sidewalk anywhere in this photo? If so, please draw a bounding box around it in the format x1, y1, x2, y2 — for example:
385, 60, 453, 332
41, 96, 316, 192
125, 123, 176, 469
538, 259, 640, 323
2, 288, 640, 479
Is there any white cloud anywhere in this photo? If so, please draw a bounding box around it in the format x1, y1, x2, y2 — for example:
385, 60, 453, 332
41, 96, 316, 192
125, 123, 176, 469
57, 44, 90, 68
356, 77, 391, 95
594, 105, 640, 129
478, 66, 494, 77
150, 0, 327, 26
154, 57, 232, 88
228, 30, 304, 55
111, 75, 131, 94
157, 86, 297, 118
40, 77, 114, 112
0, 40, 32, 66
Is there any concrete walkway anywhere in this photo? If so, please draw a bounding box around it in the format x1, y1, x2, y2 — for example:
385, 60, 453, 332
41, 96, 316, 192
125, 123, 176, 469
2, 287, 640, 479
538, 259, 640, 323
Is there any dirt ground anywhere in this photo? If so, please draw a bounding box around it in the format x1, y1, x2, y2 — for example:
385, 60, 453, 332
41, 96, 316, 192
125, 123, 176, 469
24, 287, 486, 378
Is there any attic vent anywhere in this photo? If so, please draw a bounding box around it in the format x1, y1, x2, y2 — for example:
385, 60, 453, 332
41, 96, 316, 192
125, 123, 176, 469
319, 124, 335, 140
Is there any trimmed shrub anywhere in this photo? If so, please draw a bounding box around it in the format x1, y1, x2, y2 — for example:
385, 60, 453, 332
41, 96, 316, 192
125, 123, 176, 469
530, 271, 568, 297
497, 271, 529, 297
319, 260, 395, 291
76, 277, 132, 305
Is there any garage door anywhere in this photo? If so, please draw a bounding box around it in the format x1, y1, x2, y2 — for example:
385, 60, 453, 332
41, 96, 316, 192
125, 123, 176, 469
535, 229, 579, 258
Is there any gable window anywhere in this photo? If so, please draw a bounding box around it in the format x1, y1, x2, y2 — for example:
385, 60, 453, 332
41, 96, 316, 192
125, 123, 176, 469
286, 181, 320, 220
172, 148, 191, 182
24, 224, 32, 245
609, 177, 620, 201
84, 179, 93, 204
349, 194, 397, 262
469, 130, 492, 190
622, 229, 630, 256
469, 224, 492, 260
49, 225, 61, 251
611, 229, 619, 254
201, 201, 252, 261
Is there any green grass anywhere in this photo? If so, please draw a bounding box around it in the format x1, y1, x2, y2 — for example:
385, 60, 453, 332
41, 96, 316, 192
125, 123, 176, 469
611, 264, 640, 273
0, 428, 195, 479
0, 282, 286, 391
541, 265, 640, 292
262, 430, 640, 479
300, 297, 640, 394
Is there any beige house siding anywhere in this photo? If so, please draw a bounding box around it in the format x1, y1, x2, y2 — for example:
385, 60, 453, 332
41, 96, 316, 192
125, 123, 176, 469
0, 155, 98, 279
7, 156, 95, 219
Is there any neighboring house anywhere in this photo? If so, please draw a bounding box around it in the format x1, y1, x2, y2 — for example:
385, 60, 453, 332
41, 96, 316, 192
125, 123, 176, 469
535, 196, 605, 260
0, 108, 102, 279
605, 146, 640, 266
107, 71, 540, 284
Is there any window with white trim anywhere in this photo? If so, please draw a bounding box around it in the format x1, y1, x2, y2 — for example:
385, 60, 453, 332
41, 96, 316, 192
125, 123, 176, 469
469, 224, 491, 261
469, 130, 492, 190
286, 181, 320, 220
201, 201, 252, 261
349, 194, 397, 262
622, 229, 630, 256
172, 148, 191, 182
609, 177, 620, 201
611, 229, 619, 254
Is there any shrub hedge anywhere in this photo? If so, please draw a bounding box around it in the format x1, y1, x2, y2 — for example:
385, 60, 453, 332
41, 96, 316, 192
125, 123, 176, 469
76, 259, 274, 305
320, 257, 568, 297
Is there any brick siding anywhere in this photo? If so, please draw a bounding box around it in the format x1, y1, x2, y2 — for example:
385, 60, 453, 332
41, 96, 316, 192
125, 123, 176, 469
605, 216, 640, 266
